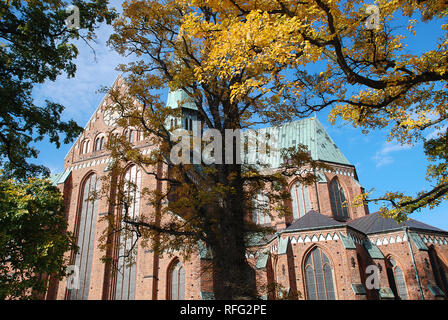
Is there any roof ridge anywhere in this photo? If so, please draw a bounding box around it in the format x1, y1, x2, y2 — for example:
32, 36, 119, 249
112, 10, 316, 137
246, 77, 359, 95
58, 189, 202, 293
348, 211, 447, 234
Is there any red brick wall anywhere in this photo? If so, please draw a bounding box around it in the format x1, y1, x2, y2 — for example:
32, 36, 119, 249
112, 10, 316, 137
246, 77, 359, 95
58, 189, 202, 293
49, 77, 447, 300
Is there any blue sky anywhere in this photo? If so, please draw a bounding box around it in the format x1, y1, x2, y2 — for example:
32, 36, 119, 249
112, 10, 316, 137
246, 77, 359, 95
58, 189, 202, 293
31, 1, 448, 231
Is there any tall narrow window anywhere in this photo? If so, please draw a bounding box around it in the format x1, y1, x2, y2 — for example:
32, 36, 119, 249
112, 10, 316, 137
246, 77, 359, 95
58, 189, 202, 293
428, 246, 448, 295
329, 178, 349, 220
304, 247, 336, 300
95, 137, 104, 151
124, 129, 134, 143
386, 258, 408, 300
252, 193, 271, 225
169, 260, 185, 300
115, 165, 141, 300
290, 182, 311, 219
69, 173, 100, 300
81, 140, 90, 154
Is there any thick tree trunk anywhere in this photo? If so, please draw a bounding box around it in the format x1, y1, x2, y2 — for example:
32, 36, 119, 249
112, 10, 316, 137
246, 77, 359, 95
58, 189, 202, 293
211, 237, 257, 300
207, 163, 257, 300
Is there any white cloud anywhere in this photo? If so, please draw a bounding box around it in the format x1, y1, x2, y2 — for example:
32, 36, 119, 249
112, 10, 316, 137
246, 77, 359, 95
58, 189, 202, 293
32, 18, 130, 127
372, 141, 413, 167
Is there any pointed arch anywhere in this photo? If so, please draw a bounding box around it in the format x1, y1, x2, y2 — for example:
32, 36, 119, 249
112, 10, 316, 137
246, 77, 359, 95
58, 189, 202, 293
80, 139, 91, 155
303, 246, 336, 300
94, 134, 106, 151
167, 258, 185, 300
329, 177, 349, 220
114, 164, 142, 300
68, 171, 100, 300
385, 255, 408, 300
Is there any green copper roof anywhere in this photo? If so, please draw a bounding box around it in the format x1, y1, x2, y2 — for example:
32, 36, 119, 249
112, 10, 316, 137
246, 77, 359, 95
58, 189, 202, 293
49, 169, 71, 186
166, 89, 197, 110
245, 117, 351, 168
277, 117, 350, 166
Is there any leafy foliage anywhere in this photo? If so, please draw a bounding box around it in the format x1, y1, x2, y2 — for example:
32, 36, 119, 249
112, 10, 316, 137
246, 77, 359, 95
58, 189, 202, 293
0, 174, 76, 299
0, 0, 117, 178
166, 0, 448, 221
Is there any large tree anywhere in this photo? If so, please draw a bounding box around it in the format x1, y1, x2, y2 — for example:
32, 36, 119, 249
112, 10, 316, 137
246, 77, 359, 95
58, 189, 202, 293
0, 0, 116, 300
0, 174, 76, 299
0, 0, 116, 179
164, 0, 448, 222
101, 0, 329, 299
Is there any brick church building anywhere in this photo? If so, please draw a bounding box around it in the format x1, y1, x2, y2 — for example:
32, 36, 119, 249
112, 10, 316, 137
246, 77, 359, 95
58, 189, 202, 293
46, 76, 448, 300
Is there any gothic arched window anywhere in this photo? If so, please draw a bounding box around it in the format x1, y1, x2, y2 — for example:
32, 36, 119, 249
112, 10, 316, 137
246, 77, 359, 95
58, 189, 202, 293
386, 258, 408, 300
168, 260, 185, 300
95, 136, 105, 151
329, 178, 349, 220
115, 165, 141, 300
69, 173, 100, 300
80, 139, 90, 155
304, 247, 336, 300
124, 129, 135, 143
252, 193, 271, 225
428, 246, 448, 295
290, 182, 311, 219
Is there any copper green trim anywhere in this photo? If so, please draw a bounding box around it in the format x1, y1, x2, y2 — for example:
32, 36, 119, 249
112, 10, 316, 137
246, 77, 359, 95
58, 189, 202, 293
351, 284, 366, 295
49, 169, 72, 186
428, 284, 445, 297
277, 237, 289, 255
200, 292, 215, 300
379, 287, 395, 299
409, 232, 428, 251
339, 232, 356, 250
197, 240, 213, 259
255, 251, 269, 269
363, 240, 384, 259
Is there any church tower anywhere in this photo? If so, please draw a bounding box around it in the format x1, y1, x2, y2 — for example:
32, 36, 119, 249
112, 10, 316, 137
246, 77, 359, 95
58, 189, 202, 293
165, 88, 201, 135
